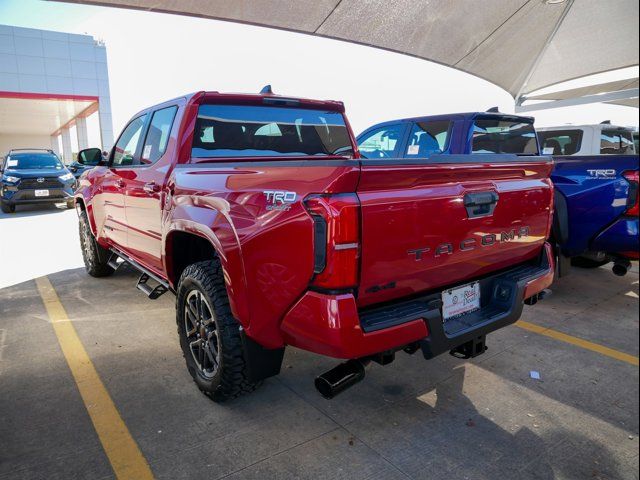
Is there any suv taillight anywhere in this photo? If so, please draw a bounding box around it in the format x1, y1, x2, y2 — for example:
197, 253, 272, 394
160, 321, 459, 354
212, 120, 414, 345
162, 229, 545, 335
304, 194, 360, 290
623, 170, 639, 217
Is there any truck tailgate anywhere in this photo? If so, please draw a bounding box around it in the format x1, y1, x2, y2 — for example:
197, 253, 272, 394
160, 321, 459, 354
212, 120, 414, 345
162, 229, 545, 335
356, 155, 554, 308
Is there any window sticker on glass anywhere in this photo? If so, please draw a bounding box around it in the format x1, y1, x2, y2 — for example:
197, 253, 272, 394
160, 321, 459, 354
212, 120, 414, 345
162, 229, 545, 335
543, 147, 554, 155
143, 144, 152, 159
7, 160, 18, 167
407, 144, 420, 155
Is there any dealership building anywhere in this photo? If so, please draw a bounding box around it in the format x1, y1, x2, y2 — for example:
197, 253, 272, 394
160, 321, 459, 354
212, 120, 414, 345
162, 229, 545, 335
0, 24, 114, 161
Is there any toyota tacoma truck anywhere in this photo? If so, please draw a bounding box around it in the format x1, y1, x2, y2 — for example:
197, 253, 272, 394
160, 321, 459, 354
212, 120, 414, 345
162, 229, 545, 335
75, 91, 554, 401
538, 123, 639, 275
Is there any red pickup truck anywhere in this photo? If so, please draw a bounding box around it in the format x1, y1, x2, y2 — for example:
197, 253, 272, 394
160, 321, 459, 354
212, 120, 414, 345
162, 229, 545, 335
75, 90, 555, 401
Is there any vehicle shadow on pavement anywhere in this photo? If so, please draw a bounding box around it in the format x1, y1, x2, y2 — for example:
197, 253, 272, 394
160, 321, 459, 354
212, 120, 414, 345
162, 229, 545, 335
275, 351, 634, 480
348, 366, 627, 479
0, 202, 70, 219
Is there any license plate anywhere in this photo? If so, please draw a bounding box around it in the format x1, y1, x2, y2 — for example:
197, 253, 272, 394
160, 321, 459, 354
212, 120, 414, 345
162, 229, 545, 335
35, 189, 49, 197
442, 282, 481, 321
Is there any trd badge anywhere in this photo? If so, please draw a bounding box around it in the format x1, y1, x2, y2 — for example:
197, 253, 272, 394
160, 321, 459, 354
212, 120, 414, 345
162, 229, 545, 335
263, 190, 297, 211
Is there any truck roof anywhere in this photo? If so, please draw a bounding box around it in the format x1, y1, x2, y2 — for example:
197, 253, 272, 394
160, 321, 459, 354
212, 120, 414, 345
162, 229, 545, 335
361, 111, 535, 132
131, 90, 346, 119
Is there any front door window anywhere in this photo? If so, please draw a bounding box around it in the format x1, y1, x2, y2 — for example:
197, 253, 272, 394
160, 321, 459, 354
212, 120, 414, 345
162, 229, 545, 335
112, 115, 147, 166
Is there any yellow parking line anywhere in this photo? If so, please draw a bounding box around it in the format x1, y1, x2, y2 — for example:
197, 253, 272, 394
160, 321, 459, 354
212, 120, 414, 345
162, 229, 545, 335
35, 276, 154, 480
516, 320, 639, 367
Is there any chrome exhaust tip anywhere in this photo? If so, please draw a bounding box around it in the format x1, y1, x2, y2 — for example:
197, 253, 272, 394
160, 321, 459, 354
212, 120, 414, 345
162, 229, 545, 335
314, 359, 367, 399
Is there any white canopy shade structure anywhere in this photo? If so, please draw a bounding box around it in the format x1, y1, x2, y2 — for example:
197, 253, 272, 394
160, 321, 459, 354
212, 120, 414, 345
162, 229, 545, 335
56, 0, 639, 107
517, 78, 639, 112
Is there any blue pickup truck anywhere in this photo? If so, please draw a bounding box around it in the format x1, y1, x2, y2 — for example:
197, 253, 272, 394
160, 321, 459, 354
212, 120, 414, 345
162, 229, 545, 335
538, 124, 638, 275
357, 113, 639, 277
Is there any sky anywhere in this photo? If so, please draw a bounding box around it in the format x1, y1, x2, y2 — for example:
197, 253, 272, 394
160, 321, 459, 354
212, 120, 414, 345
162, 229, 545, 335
0, 0, 638, 143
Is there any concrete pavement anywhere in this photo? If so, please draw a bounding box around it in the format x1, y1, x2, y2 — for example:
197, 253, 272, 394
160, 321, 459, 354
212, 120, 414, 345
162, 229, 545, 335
0, 206, 638, 480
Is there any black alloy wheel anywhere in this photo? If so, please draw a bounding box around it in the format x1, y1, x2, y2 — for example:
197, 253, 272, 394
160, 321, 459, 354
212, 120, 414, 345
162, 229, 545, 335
184, 289, 220, 379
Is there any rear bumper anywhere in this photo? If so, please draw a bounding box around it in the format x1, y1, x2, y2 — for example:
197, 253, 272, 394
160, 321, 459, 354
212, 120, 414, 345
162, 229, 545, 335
281, 242, 554, 360
590, 217, 639, 259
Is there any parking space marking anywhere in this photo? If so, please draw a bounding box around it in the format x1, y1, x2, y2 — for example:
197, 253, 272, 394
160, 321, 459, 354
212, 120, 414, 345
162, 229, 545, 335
516, 320, 639, 366
0, 329, 6, 375
35, 276, 154, 480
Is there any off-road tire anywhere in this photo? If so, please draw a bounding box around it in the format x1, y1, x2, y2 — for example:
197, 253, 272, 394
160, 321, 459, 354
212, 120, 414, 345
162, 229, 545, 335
1, 201, 15, 214
78, 210, 114, 277
176, 260, 260, 402
571, 256, 610, 269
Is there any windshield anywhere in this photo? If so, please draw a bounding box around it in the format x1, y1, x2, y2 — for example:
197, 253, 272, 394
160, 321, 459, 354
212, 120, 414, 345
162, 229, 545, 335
5, 152, 63, 170
472, 117, 539, 155
192, 104, 353, 158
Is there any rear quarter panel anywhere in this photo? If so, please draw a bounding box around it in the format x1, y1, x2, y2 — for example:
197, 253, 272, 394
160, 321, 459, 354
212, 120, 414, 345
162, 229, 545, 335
552, 155, 639, 256
168, 160, 360, 348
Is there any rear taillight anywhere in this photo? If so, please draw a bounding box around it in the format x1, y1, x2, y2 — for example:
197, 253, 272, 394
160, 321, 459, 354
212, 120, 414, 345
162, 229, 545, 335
304, 194, 360, 290
623, 170, 639, 217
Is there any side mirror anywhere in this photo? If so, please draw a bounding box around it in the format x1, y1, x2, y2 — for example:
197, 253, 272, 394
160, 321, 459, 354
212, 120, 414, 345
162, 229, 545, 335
77, 148, 104, 166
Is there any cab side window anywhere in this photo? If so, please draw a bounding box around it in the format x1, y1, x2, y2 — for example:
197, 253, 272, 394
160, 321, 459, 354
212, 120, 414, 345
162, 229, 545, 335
405, 120, 451, 158
358, 124, 405, 159
140, 106, 178, 165
112, 114, 148, 167
600, 130, 635, 155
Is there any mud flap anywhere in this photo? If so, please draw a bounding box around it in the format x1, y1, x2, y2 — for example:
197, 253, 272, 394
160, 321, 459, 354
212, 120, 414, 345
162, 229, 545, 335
240, 329, 285, 382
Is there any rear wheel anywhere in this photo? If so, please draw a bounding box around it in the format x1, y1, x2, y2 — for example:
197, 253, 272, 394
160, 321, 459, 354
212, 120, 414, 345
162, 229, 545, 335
176, 260, 260, 402
1, 201, 15, 214
571, 256, 610, 268
78, 210, 114, 277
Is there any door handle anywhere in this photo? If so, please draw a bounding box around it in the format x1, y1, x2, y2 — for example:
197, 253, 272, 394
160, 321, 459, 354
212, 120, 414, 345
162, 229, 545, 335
143, 182, 160, 194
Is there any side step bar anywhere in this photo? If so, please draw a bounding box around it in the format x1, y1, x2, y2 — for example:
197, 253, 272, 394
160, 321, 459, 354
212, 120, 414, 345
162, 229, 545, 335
108, 249, 171, 300
137, 273, 169, 300
107, 254, 124, 271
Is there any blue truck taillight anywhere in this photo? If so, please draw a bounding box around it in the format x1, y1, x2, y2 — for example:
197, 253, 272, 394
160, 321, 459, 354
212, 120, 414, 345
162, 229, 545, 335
623, 170, 639, 217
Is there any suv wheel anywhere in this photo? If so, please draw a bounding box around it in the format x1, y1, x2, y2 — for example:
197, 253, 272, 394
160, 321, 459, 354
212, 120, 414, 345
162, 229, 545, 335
78, 210, 114, 277
176, 260, 260, 402
1, 201, 15, 214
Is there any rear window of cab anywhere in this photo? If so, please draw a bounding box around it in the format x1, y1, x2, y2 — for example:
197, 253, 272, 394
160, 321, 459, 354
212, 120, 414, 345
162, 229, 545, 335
472, 117, 539, 155
191, 104, 353, 158
538, 130, 583, 155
